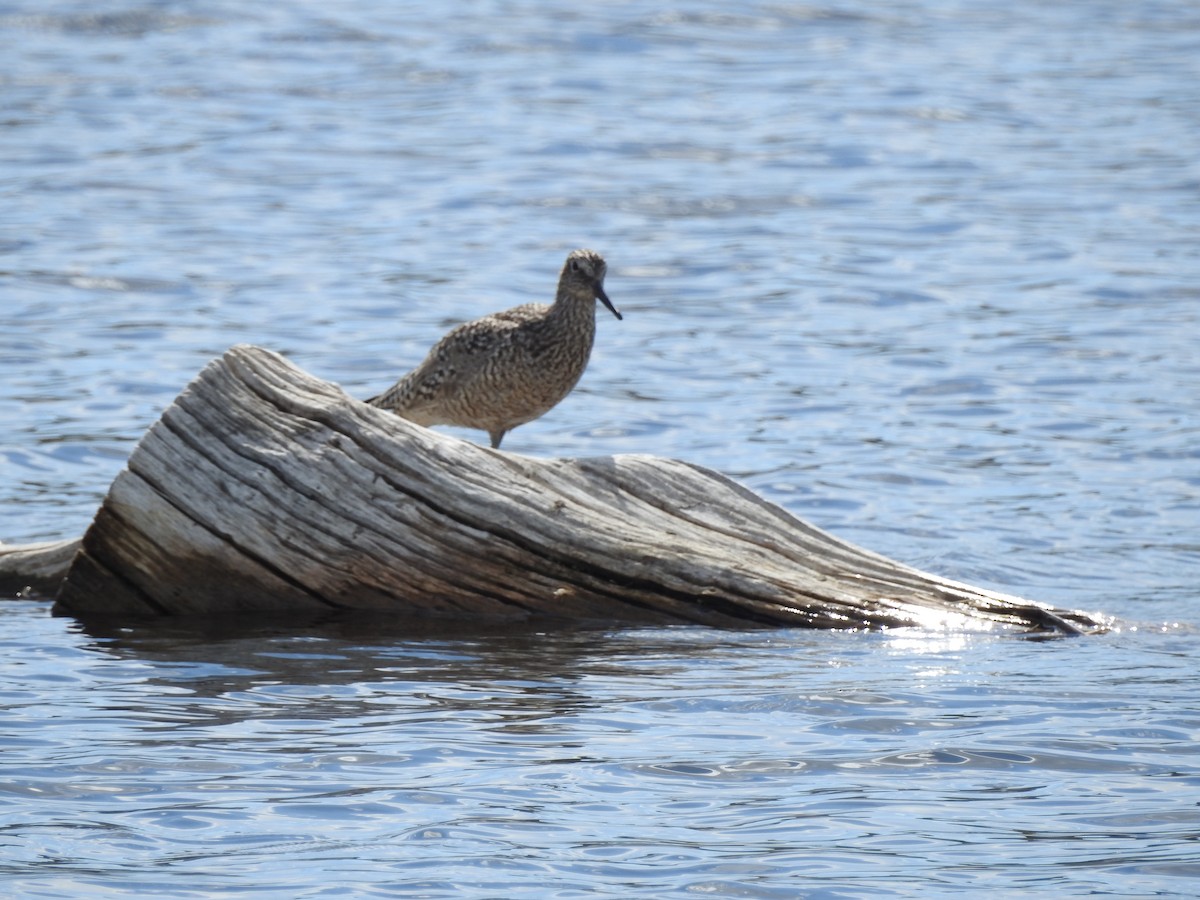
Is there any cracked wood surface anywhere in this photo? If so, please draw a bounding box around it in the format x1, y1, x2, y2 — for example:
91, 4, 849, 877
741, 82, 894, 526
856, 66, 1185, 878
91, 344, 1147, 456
20, 345, 1105, 632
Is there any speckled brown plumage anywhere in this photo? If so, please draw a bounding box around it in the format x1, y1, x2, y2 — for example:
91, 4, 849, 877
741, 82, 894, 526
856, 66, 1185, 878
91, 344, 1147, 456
366, 249, 621, 449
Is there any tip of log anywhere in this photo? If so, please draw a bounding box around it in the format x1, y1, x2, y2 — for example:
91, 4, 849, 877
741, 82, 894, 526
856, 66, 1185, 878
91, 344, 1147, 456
0, 539, 81, 598
14, 344, 1107, 634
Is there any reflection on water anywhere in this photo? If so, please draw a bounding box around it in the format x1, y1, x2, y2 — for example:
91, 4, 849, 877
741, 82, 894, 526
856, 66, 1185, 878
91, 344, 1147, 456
2, 603, 1198, 896
2, 0, 1199, 895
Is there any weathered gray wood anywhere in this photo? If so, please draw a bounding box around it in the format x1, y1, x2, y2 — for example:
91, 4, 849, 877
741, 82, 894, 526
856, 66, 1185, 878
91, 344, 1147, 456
31, 344, 1104, 632
0, 539, 80, 597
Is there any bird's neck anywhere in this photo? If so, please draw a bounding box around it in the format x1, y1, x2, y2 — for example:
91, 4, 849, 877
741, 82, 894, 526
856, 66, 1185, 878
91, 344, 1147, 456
550, 286, 599, 323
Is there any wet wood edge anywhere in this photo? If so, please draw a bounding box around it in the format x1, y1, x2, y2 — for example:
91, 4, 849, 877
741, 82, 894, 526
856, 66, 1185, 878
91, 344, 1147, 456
0, 539, 81, 598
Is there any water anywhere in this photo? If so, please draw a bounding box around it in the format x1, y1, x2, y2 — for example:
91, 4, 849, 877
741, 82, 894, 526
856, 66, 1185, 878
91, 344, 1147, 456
2, 0, 1198, 895
3, 615, 1198, 898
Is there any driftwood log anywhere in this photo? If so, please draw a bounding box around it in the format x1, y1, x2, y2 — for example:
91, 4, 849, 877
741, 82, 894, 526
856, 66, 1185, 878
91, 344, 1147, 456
4, 345, 1105, 633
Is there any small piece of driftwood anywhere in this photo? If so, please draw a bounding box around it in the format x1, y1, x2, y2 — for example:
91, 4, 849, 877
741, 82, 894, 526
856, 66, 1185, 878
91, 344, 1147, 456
0, 539, 81, 598
5, 345, 1104, 633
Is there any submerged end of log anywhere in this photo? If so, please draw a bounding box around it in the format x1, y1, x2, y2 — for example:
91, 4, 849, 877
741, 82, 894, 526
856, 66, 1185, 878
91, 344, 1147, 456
0, 539, 80, 598
6, 344, 1109, 634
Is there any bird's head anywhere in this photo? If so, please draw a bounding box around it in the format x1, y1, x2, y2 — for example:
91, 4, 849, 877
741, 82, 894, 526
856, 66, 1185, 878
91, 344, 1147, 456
563, 249, 621, 320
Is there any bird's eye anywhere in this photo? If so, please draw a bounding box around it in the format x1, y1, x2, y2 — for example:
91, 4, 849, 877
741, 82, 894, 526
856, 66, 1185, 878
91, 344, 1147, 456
570, 259, 581, 273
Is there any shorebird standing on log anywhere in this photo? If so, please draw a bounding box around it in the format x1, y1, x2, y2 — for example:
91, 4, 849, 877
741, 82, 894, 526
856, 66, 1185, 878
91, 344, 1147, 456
366, 249, 622, 449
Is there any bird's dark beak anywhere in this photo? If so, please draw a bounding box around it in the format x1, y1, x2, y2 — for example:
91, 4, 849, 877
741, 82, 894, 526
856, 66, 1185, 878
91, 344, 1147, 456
595, 283, 622, 321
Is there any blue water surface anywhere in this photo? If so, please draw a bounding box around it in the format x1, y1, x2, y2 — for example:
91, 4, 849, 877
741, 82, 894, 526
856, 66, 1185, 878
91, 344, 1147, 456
2, 1, 1199, 896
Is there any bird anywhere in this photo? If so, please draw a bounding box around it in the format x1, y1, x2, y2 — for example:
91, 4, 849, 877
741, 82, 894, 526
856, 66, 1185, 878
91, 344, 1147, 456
366, 248, 622, 449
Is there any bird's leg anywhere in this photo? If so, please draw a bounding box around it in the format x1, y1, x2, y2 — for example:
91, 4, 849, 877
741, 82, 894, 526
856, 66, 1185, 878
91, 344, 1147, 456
489, 430, 506, 449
